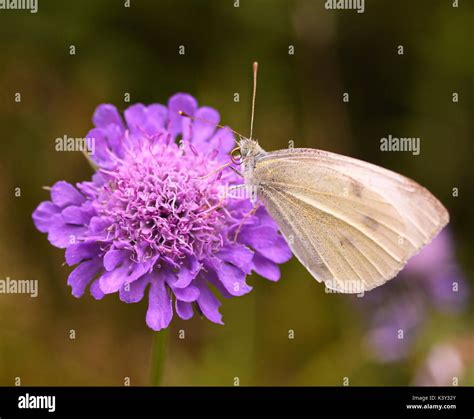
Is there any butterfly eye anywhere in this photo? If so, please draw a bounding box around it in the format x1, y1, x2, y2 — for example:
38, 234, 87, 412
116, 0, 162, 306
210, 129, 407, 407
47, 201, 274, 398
231, 147, 242, 165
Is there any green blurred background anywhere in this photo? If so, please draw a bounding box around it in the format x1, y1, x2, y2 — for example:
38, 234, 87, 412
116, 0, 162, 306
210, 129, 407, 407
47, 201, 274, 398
0, 0, 472, 385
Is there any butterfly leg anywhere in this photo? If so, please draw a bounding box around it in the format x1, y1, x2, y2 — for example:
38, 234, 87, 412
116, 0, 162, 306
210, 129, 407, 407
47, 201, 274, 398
199, 161, 243, 180
225, 183, 250, 201
198, 161, 233, 179
206, 184, 247, 217
233, 201, 261, 242
228, 166, 244, 177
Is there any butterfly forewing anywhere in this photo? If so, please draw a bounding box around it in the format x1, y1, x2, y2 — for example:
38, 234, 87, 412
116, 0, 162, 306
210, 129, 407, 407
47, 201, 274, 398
253, 148, 449, 293
297, 149, 449, 249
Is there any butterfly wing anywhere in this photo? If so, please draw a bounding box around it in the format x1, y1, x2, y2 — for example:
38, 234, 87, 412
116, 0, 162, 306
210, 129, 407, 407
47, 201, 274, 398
253, 148, 449, 293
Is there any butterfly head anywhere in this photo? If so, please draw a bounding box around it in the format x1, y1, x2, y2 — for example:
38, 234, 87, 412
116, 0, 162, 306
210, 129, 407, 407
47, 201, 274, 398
236, 138, 266, 185
238, 137, 266, 163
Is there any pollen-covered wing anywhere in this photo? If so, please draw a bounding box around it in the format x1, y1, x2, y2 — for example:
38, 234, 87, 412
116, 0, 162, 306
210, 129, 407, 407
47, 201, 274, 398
253, 148, 449, 293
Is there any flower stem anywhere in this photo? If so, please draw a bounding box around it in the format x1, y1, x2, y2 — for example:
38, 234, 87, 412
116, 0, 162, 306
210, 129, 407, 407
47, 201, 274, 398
150, 329, 168, 386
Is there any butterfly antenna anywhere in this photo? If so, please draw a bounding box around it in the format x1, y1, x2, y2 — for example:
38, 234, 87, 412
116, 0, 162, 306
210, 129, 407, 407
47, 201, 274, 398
249, 61, 258, 141
178, 111, 245, 139
178, 111, 245, 178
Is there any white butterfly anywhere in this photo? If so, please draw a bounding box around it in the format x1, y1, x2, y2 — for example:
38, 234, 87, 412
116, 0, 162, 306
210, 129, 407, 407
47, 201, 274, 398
240, 137, 448, 293
184, 62, 449, 294
238, 63, 449, 294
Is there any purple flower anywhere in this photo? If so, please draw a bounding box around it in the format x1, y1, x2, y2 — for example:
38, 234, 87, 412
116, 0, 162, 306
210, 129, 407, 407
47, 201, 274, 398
33, 94, 292, 330
413, 343, 465, 386
357, 229, 469, 363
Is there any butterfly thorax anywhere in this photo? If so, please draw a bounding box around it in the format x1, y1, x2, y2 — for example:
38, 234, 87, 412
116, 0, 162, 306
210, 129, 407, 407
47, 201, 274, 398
239, 138, 266, 187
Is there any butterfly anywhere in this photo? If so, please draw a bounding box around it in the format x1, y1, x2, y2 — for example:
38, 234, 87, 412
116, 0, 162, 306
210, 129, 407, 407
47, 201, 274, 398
184, 62, 449, 294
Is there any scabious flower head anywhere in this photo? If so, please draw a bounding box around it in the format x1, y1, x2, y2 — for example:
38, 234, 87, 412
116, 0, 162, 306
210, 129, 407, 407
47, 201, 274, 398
33, 94, 292, 330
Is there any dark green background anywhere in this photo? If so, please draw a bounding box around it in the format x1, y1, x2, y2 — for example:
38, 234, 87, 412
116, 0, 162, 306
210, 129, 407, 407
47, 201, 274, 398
0, 0, 472, 385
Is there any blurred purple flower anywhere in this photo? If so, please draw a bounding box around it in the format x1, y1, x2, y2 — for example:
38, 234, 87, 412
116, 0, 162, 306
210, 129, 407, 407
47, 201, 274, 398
413, 343, 464, 386
33, 94, 291, 331
357, 229, 469, 363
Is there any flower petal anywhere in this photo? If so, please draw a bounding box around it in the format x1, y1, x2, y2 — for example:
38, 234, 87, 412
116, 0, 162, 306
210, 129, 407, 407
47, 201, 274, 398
103, 248, 130, 271
65, 242, 101, 266
146, 274, 173, 331
196, 280, 223, 324
99, 264, 129, 294
32, 201, 60, 233
175, 300, 194, 320
76, 172, 106, 198
85, 216, 113, 241
87, 128, 116, 168
51, 181, 85, 208
217, 243, 254, 274
67, 258, 102, 298
173, 256, 201, 288
167, 93, 198, 137
61, 205, 94, 225
147, 104, 168, 131
105, 124, 126, 158
89, 216, 113, 233
209, 127, 235, 158
172, 284, 200, 302
192, 107, 219, 144
99, 259, 150, 294
125, 103, 168, 137
204, 269, 234, 299
120, 273, 150, 303
48, 214, 87, 248
124, 103, 147, 132
252, 253, 281, 281
90, 279, 105, 300
93, 104, 124, 131
239, 225, 292, 264
181, 117, 193, 142
208, 258, 252, 296
255, 206, 279, 229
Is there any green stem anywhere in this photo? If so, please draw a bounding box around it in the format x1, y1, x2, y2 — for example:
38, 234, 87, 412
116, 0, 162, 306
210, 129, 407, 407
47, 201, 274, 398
150, 329, 168, 386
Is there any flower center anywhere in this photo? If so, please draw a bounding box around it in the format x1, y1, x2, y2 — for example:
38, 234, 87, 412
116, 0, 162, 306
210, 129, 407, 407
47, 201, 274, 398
97, 143, 226, 266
